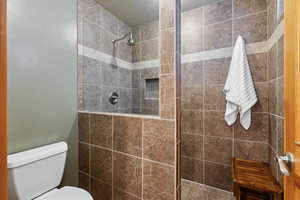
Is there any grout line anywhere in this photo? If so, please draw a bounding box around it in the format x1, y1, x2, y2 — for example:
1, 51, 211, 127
233, 10, 267, 21
83, 167, 142, 200
181, 109, 272, 114
135, 37, 159, 45
161, 134, 270, 149
269, 142, 277, 155
233, 138, 269, 145
201, 135, 234, 141
80, 169, 112, 187
269, 75, 284, 82
266, 2, 270, 42
143, 157, 175, 168
204, 18, 232, 27
182, 110, 273, 115
181, 178, 233, 195
201, 10, 267, 28
79, 170, 90, 177
160, 26, 176, 32
160, 72, 175, 76
173, 21, 178, 195
269, 112, 284, 119
202, 60, 206, 184
181, 156, 232, 167
80, 141, 175, 168
114, 187, 142, 199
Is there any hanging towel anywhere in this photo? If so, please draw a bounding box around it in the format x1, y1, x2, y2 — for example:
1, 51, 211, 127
223, 35, 257, 130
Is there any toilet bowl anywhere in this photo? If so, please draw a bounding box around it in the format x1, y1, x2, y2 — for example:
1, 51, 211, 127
35, 186, 92, 200
8, 142, 93, 200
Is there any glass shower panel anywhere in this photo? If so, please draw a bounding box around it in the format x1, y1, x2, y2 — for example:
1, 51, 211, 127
78, 0, 160, 115
180, 0, 278, 199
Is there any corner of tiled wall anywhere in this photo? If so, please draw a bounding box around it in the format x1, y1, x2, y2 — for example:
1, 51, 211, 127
159, 0, 181, 199
267, 0, 285, 187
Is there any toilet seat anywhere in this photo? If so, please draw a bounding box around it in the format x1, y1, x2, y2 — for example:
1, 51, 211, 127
35, 186, 93, 200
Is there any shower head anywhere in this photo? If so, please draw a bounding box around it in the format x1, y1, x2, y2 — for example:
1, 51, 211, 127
127, 33, 135, 46
112, 32, 135, 47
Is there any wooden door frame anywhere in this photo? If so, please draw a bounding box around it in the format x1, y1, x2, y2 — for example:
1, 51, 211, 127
0, 0, 7, 199
285, 0, 300, 199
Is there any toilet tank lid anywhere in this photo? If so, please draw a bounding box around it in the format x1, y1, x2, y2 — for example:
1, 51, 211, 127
8, 142, 68, 169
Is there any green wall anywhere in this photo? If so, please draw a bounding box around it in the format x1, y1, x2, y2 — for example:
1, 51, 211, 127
7, 0, 78, 185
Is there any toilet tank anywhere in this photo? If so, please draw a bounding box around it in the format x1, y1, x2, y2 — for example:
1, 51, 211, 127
8, 142, 68, 200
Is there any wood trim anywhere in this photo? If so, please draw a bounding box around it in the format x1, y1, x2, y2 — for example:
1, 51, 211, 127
0, 0, 7, 199
284, 0, 300, 199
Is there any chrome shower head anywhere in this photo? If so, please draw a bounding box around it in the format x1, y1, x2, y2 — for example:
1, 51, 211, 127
127, 33, 135, 46
112, 32, 135, 47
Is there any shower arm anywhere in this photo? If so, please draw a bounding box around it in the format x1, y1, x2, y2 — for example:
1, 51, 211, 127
112, 32, 131, 46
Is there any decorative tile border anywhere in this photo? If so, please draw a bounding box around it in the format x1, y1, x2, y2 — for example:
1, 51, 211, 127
78, 44, 133, 69
182, 41, 268, 63
267, 20, 284, 51
133, 59, 160, 69
78, 20, 283, 70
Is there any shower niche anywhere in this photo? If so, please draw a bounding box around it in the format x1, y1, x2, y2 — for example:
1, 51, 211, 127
145, 78, 159, 100
78, 0, 160, 116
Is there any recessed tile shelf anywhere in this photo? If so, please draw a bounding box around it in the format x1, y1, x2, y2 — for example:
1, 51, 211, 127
144, 78, 159, 100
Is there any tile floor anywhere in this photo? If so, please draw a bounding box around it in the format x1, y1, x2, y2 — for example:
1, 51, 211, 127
181, 179, 234, 200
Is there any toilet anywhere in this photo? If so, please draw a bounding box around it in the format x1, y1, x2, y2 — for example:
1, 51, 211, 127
7, 142, 93, 200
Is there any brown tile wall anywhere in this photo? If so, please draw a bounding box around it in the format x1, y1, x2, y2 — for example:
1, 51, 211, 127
132, 68, 160, 115
181, 179, 234, 200
131, 21, 161, 115
78, 55, 139, 113
160, 0, 181, 197
78, 113, 177, 200
180, 0, 283, 192
78, 0, 134, 113
182, 0, 268, 55
78, 0, 132, 61
78, 0, 180, 199
132, 21, 159, 63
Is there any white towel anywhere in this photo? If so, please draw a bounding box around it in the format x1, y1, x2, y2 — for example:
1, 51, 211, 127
223, 35, 257, 130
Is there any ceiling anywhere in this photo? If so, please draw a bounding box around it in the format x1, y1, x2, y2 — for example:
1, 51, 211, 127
95, 0, 218, 27
182, 0, 217, 12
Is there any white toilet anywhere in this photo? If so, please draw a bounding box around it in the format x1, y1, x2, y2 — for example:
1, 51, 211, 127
8, 142, 93, 200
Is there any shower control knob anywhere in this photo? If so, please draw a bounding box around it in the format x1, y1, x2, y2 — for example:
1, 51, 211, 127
109, 92, 119, 105
276, 152, 295, 176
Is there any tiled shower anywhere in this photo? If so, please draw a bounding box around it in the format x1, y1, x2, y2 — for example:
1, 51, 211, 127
78, 0, 180, 199
181, 0, 284, 199
77, 0, 285, 199
78, 2, 160, 115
